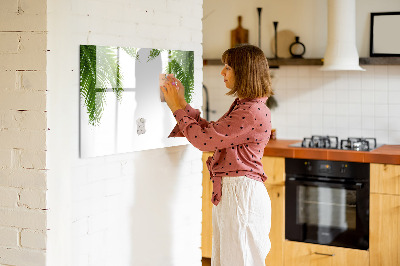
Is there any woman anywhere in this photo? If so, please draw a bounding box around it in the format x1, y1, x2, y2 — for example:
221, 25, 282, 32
161, 44, 273, 266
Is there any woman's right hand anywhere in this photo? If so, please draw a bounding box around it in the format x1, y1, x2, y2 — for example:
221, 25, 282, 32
171, 77, 187, 108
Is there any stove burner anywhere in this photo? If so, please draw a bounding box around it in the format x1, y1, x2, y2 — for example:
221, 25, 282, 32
340, 137, 377, 151
301, 135, 339, 149
295, 136, 378, 151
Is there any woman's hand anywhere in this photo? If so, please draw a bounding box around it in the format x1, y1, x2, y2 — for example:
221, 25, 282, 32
161, 77, 187, 113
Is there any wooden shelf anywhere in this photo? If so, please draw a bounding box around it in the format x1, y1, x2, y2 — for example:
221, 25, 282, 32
203, 57, 400, 67
203, 58, 323, 67
359, 57, 400, 65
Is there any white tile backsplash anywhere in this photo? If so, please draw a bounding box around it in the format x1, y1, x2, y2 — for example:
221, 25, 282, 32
204, 64, 400, 145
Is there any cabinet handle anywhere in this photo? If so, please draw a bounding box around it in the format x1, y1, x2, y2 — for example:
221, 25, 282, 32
314, 252, 335, 257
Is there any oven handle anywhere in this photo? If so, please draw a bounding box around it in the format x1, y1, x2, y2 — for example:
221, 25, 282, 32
286, 177, 364, 189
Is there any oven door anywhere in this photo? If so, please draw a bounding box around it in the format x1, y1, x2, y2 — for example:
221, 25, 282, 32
285, 177, 369, 250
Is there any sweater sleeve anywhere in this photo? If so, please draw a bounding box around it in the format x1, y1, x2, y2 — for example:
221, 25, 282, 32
172, 106, 257, 152
168, 104, 210, 138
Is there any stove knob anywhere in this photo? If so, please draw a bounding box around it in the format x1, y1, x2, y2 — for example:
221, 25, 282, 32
340, 164, 347, 174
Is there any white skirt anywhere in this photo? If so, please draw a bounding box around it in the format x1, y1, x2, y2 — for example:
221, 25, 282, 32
212, 176, 271, 266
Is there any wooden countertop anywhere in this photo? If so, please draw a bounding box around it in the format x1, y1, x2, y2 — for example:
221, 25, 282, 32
263, 139, 400, 165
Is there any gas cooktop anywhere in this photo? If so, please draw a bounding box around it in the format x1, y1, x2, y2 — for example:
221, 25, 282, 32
289, 135, 382, 151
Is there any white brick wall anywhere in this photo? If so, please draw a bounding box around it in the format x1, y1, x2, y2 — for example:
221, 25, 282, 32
46, 0, 203, 266
0, 0, 48, 265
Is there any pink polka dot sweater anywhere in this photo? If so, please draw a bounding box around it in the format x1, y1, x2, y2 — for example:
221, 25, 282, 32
169, 97, 272, 206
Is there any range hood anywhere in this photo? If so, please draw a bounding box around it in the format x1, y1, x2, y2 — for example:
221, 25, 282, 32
320, 0, 365, 71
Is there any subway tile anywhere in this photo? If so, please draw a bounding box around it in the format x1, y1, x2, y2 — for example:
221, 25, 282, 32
388, 75, 400, 91
375, 104, 389, 117
323, 103, 336, 115
388, 104, 400, 117
349, 128, 362, 137
336, 90, 349, 103
298, 67, 311, 78
374, 90, 388, 104
336, 103, 349, 116
374, 130, 389, 144
374, 77, 388, 92
362, 90, 375, 104
374, 117, 389, 130
286, 77, 299, 89
348, 76, 362, 90
388, 91, 400, 104
348, 90, 362, 103
388, 65, 400, 76
361, 103, 375, 117
348, 103, 362, 116
374, 65, 388, 77
336, 115, 348, 129
348, 116, 362, 129
284, 66, 298, 77
362, 116, 375, 130
388, 131, 400, 143
388, 117, 400, 131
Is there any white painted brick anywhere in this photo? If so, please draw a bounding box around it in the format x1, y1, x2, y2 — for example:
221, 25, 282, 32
0, 33, 20, 54
0, 0, 18, 13
0, 90, 46, 111
0, 71, 16, 90
20, 229, 46, 249
19, 189, 46, 209
0, 187, 19, 208
0, 208, 46, 230
0, 247, 45, 266
19, 0, 47, 15
0, 13, 46, 32
0, 129, 46, 150
0, 169, 47, 189
20, 149, 46, 170
0, 110, 47, 130
87, 212, 109, 233
180, 16, 202, 30
16, 70, 47, 91
0, 149, 11, 169
0, 227, 19, 247
0, 32, 47, 71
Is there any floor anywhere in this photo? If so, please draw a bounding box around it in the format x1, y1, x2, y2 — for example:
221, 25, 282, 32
202, 257, 211, 266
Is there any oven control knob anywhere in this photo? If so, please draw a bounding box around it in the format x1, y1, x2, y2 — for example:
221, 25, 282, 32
340, 164, 347, 174
304, 162, 312, 171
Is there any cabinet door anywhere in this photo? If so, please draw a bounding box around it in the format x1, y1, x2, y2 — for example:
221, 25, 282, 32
284, 241, 369, 266
370, 163, 400, 195
201, 152, 213, 258
370, 193, 400, 266
264, 184, 284, 266
261, 156, 285, 185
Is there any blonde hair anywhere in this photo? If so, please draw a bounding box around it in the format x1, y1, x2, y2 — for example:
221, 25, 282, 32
221, 44, 273, 99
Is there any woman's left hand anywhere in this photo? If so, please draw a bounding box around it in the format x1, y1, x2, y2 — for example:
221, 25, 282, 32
161, 77, 186, 113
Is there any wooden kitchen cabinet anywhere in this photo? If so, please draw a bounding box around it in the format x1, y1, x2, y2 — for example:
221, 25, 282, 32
370, 163, 400, 195
262, 156, 285, 266
201, 152, 213, 258
201, 154, 286, 266
284, 241, 369, 266
370, 163, 400, 266
264, 184, 285, 266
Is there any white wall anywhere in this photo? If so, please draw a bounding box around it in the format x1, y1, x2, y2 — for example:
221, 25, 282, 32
203, 0, 400, 58
0, 0, 48, 265
47, 0, 203, 265
203, 0, 400, 145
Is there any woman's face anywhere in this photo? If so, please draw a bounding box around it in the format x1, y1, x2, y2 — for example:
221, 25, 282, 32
220, 64, 235, 89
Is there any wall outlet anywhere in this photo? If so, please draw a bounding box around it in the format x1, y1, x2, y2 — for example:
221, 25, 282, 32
136, 118, 146, 135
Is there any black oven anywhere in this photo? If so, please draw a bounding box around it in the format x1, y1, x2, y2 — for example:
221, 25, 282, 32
285, 158, 369, 250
